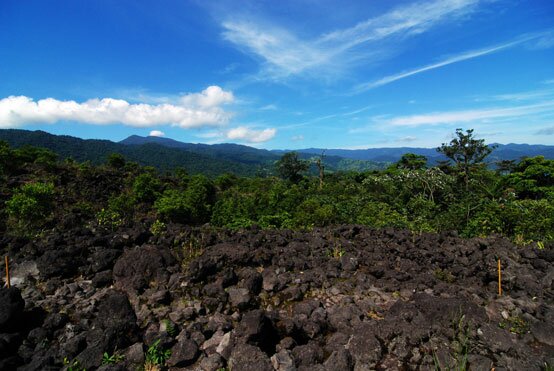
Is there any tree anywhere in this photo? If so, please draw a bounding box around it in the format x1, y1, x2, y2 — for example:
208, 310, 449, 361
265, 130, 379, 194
496, 159, 517, 175
276, 152, 309, 183
315, 150, 326, 189
394, 153, 427, 170
437, 128, 495, 190
106, 153, 126, 169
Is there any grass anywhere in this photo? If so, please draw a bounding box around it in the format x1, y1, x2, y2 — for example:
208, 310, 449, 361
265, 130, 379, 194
433, 310, 471, 371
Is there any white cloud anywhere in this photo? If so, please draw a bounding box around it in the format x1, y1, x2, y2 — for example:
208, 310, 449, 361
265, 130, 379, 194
319, 0, 478, 47
226, 126, 276, 143
491, 88, 554, 102
291, 135, 304, 141
355, 36, 538, 92
0, 86, 234, 129
222, 20, 328, 79
179, 85, 234, 108
221, 0, 480, 79
260, 104, 277, 111
528, 30, 554, 50
385, 101, 554, 127
149, 130, 165, 137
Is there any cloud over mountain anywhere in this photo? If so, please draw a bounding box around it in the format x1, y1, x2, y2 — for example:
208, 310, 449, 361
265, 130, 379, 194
0, 86, 234, 129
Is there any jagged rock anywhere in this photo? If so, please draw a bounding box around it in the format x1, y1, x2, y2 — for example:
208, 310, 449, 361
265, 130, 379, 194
202, 329, 226, 355
228, 343, 273, 371
323, 349, 353, 371
228, 287, 251, 310
531, 322, 554, 346
92, 270, 113, 288
124, 342, 144, 365
37, 249, 83, 279
271, 349, 295, 371
113, 245, 176, 294
292, 341, 325, 367
346, 325, 382, 368
200, 353, 225, 371
168, 338, 199, 367
85, 290, 139, 355
7, 261, 39, 287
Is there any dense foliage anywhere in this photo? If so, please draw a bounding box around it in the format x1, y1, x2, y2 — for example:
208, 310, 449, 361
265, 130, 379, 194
1, 129, 553, 244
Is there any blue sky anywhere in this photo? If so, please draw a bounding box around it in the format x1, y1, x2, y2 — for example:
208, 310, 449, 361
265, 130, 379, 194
1, 0, 553, 149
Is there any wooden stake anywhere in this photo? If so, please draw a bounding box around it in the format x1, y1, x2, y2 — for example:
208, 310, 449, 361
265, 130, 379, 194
4, 256, 10, 289
497, 258, 502, 296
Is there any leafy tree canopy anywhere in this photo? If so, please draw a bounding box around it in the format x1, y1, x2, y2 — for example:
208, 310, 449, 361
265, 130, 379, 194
276, 152, 310, 183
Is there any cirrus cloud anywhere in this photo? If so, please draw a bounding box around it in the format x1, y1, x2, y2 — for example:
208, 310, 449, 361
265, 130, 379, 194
0, 86, 234, 129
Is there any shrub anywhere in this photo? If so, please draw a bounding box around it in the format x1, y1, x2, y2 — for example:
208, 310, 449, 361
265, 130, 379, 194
155, 175, 215, 224
95, 208, 123, 231
132, 172, 162, 203
155, 189, 192, 223
356, 201, 408, 229
6, 182, 55, 230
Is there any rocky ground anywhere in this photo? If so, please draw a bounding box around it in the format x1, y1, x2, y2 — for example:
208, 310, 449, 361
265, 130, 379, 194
0, 223, 553, 370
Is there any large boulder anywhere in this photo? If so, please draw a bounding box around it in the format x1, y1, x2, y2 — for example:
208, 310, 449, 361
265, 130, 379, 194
78, 290, 139, 369
113, 245, 176, 294
0, 287, 25, 332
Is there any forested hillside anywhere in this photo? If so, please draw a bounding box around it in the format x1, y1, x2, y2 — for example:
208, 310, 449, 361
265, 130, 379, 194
1, 129, 552, 242
0, 129, 261, 176
0, 129, 383, 176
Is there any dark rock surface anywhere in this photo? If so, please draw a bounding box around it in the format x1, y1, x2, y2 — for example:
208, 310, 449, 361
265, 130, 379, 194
0, 224, 552, 370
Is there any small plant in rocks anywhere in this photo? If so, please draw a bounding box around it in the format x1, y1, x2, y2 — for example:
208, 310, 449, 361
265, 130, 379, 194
434, 268, 456, 283
144, 339, 171, 370
161, 319, 177, 337
101, 351, 125, 365
95, 208, 123, 231
63, 357, 86, 371
433, 311, 471, 371
150, 219, 166, 236
499, 315, 528, 335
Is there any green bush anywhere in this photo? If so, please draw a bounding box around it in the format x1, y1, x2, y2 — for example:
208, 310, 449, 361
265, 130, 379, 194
95, 208, 123, 231
132, 172, 162, 203
155, 175, 215, 224
292, 197, 337, 228
464, 199, 554, 241
6, 182, 55, 230
357, 201, 408, 229
109, 193, 135, 216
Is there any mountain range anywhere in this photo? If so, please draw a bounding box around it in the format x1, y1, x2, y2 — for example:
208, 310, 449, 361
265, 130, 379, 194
1, 129, 552, 176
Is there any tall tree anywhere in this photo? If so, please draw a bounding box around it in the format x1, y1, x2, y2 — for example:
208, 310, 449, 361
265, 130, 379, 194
276, 152, 309, 183
315, 150, 326, 189
395, 153, 427, 170
437, 128, 495, 190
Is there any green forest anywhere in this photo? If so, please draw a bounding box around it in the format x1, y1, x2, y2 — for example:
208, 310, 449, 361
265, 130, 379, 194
1, 128, 553, 244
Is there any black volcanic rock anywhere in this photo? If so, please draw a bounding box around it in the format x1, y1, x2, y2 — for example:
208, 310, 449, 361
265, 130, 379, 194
0, 287, 24, 332
113, 245, 176, 294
